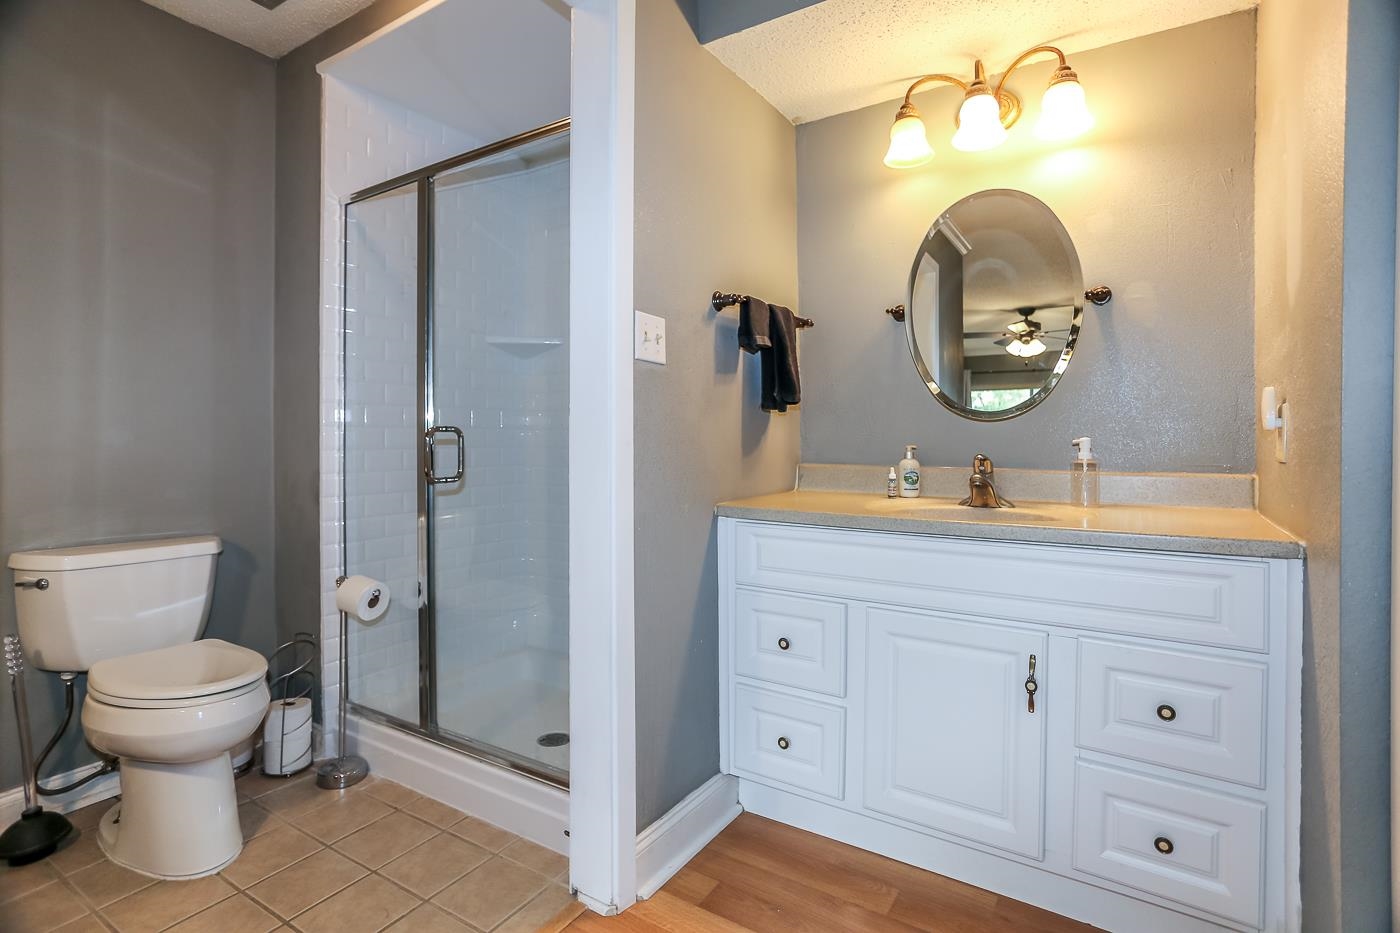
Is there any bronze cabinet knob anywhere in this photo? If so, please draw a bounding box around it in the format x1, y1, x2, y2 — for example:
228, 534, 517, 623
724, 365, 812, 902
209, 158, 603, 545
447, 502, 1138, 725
777, 736, 790, 750
1157, 704, 1177, 722
1154, 836, 1174, 855
777, 637, 790, 650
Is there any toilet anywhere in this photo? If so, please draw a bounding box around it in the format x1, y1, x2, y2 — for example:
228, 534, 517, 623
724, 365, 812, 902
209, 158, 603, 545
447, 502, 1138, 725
9, 536, 270, 879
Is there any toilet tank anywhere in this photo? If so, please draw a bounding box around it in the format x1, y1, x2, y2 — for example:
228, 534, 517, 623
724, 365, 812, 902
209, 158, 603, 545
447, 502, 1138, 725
9, 536, 222, 673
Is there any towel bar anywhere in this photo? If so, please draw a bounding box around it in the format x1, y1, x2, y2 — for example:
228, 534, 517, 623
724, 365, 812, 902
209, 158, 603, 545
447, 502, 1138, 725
712, 291, 814, 328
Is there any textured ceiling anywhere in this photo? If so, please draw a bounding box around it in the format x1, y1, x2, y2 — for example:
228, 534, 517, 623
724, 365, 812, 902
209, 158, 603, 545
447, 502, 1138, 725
137, 0, 380, 58
704, 0, 1259, 124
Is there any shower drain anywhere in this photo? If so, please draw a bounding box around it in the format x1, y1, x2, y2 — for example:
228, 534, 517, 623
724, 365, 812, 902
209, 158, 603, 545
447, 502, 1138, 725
537, 732, 570, 748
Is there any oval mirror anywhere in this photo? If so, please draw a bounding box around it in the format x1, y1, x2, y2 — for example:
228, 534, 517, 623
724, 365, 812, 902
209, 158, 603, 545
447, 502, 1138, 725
905, 189, 1084, 420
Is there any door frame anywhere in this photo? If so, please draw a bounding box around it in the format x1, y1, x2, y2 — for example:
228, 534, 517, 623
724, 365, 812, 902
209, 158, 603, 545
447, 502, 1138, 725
563, 0, 637, 914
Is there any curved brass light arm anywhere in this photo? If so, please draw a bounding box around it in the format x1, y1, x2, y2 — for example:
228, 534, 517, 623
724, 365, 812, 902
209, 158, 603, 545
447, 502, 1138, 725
898, 73, 970, 115
993, 45, 1070, 99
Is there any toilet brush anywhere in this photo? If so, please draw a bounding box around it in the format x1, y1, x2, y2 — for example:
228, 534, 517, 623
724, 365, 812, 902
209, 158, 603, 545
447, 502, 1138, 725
0, 635, 74, 866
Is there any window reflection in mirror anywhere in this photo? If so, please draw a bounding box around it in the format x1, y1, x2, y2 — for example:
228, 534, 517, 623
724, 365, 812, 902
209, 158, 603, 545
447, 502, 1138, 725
905, 189, 1083, 421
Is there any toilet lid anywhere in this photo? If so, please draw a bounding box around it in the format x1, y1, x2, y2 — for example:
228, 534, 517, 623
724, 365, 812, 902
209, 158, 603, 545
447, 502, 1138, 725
88, 639, 266, 703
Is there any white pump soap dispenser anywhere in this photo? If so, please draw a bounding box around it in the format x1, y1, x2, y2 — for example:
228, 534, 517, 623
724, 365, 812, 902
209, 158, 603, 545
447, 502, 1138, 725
1070, 437, 1099, 508
898, 445, 921, 498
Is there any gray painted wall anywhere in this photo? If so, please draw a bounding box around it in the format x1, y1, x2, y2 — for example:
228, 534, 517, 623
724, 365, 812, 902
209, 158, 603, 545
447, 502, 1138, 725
0, 0, 276, 787
634, 0, 801, 828
1334, 3, 1398, 926
1255, 0, 1399, 927
694, 0, 824, 43
795, 14, 1256, 473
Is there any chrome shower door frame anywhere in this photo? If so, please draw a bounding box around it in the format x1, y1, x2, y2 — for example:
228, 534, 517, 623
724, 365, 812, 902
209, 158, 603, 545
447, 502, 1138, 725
342, 119, 572, 790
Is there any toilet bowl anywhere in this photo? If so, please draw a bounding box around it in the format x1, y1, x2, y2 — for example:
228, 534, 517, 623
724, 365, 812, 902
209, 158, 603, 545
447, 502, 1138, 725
83, 639, 269, 879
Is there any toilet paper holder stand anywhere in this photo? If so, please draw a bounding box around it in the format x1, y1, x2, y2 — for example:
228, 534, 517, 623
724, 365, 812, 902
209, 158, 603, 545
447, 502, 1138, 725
318, 576, 372, 790
265, 633, 318, 778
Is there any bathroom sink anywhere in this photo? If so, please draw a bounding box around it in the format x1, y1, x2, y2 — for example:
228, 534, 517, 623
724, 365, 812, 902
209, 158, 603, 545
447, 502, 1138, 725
863, 497, 1059, 523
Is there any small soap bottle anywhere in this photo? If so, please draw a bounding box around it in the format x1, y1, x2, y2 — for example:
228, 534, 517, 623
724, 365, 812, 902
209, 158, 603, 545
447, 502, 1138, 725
899, 445, 921, 498
886, 467, 899, 498
1070, 436, 1099, 508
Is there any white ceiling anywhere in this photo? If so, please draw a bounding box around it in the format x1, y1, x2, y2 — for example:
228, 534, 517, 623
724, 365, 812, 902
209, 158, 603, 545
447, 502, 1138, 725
138, 0, 379, 58
320, 0, 569, 143
704, 0, 1259, 124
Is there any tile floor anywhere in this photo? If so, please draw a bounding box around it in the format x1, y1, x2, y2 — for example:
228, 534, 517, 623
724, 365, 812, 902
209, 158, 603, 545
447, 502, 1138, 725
0, 767, 583, 933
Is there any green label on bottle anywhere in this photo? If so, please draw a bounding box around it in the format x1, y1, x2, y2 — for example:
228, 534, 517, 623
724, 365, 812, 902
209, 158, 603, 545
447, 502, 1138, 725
903, 470, 919, 486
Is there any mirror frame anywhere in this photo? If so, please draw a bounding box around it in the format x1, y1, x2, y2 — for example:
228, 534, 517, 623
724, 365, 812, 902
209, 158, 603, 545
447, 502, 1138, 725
904, 188, 1085, 422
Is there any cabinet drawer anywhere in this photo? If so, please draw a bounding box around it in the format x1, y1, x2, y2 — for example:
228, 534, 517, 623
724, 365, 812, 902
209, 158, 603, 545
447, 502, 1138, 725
734, 589, 846, 696
1077, 640, 1267, 787
733, 521, 1270, 650
731, 684, 844, 799
1074, 761, 1264, 928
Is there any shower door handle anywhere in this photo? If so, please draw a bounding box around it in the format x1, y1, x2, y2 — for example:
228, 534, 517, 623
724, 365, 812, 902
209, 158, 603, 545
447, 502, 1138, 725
424, 426, 465, 485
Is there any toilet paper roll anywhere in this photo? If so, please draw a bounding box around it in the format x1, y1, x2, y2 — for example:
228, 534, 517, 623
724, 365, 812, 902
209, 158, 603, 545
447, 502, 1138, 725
262, 715, 311, 748
261, 718, 313, 775
262, 697, 312, 738
261, 739, 310, 773
336, 575, 390, 623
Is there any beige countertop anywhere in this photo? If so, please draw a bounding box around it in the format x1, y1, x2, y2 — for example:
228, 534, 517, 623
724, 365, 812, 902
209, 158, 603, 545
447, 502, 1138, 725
716, 490, 1304, 559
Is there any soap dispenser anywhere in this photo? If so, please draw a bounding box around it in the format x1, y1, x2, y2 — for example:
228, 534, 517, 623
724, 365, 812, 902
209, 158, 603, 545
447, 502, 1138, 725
899, 445, 921, 498
1070, 437, 1099, 508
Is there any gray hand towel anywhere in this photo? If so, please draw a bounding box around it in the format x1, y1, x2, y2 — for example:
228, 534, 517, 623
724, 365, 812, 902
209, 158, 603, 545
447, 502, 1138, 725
738, 296, 771, 353
762, 304, 801, 413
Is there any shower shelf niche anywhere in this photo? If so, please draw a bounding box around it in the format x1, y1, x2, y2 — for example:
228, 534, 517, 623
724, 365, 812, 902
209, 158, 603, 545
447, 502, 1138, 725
484, 336, 565, 357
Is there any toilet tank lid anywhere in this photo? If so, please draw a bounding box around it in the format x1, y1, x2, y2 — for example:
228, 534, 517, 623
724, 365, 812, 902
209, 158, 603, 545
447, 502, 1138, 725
8, 535, 223, 572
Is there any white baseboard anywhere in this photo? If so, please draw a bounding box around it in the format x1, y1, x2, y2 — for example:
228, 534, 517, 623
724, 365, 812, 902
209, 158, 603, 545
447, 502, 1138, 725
346, 712, 569, 854
0, 765, 121, 829
635, 773, 741, 899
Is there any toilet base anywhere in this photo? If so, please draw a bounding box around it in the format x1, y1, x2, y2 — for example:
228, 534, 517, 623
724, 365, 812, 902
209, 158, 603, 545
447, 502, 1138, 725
97, 752, 244, 880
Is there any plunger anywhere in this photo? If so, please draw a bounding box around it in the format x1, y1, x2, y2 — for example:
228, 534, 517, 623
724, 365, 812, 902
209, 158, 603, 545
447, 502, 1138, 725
0, 635, 73, 865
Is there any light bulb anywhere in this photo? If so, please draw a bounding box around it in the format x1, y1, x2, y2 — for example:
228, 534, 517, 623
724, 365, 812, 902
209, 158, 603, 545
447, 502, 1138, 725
1036, 69, 1093, 141
1005, 336, 1048, 358
883, 113, 934, 169
951, 89, 1007, 152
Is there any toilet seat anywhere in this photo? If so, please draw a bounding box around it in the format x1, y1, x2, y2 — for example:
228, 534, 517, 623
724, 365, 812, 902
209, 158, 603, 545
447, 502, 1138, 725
88, 639, 266, 709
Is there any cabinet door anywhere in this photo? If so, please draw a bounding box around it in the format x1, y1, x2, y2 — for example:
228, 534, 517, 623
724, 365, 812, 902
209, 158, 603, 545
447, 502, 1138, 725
864, 607, 1047, 858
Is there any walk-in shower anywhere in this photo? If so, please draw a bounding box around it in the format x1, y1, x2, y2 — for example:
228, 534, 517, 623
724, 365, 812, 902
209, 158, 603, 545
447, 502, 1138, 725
341, 121, 570, 786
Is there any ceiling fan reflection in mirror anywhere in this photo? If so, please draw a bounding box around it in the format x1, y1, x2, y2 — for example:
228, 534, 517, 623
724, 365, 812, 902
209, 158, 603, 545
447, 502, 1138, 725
965, 306, 1071, 359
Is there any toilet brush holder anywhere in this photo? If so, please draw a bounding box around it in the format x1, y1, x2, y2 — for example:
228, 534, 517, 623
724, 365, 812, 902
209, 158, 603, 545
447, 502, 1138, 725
0, 635, 74, 866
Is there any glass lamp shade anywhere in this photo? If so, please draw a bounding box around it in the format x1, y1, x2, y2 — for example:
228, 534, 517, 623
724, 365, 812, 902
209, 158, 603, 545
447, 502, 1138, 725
883, 114, 934, 168
951, 90, 1007, 152
1006, 336, 1048, 358
1036, 76, 1094, 140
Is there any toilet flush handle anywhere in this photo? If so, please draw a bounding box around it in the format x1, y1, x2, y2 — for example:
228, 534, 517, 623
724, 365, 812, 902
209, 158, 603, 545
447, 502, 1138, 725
14, 578, 48, 591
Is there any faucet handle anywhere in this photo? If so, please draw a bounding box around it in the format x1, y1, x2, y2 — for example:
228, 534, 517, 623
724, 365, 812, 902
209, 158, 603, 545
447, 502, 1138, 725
973, 453, 994, 475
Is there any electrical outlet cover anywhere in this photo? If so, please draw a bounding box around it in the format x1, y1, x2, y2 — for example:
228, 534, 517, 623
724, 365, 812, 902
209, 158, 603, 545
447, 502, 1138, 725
634, 310, 666, 364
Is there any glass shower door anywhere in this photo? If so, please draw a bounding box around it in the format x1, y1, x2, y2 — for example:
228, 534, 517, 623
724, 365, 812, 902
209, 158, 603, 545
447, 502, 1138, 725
343, 181, 425, 728
429, 132, 571, 782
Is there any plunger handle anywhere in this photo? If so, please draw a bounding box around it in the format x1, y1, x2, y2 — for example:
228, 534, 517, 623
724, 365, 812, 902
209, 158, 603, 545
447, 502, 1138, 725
4, 636, 39, 812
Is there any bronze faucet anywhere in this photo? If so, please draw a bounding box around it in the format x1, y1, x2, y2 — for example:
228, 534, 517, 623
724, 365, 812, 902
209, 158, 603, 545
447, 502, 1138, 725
960, 454, 1014, 508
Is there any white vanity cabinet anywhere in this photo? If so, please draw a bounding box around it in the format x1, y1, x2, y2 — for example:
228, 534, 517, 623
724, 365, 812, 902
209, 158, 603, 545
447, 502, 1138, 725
718, 517, 1302, 933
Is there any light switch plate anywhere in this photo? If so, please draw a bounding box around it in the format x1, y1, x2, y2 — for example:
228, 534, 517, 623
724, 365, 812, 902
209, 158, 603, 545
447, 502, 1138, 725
634, 310, 666, 364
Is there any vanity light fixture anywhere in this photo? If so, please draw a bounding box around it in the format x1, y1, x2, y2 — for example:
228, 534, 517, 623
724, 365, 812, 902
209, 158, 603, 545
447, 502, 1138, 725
882, 46, 1094, 169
